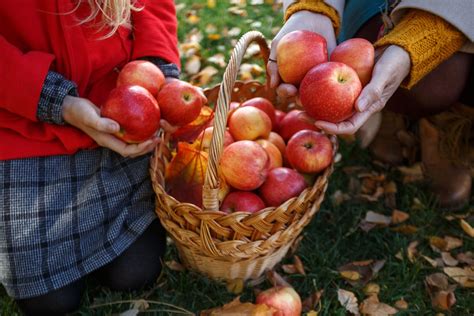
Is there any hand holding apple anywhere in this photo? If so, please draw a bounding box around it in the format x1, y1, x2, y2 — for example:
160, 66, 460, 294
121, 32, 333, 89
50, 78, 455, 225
315, 45, 411, 135
117, 60, 165, 97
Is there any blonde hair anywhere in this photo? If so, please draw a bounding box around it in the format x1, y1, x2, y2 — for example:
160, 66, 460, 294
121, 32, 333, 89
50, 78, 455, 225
80, 0, 143, 38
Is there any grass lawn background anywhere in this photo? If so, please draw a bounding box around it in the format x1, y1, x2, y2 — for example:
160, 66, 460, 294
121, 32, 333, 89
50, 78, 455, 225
1, 1, 472, 315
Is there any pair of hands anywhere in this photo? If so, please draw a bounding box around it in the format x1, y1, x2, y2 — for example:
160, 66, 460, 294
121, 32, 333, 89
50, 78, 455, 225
268, 11, 411, 135
62, 79, 180, 158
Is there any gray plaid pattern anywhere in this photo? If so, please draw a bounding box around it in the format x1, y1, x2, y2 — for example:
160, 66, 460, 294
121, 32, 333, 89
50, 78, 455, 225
36, 71, 78, 125
0, 148, 156, 299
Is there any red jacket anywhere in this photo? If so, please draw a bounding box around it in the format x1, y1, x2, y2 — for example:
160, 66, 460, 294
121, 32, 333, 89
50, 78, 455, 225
0, 0, 179, 160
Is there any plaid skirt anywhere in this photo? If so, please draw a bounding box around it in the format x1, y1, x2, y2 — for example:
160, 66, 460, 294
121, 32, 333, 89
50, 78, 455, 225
0, 148, 157, 299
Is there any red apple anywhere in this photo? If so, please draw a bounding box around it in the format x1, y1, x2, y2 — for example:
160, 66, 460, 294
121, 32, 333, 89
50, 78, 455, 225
220, 140, 270, 191
256, 139, 283, 170
278, 110, 319, 142
266, 132, 286, 156
241, 97, 276, 128
101, 85, 160, 143
300, 62, 362, 123
194, 126, 234, 152
286, 130, 333, 173
117, 60, 165, 97
276, 30, 328, 85
259, 167, 307, 207
256, 286, 302, 316
220, 191, 265, 213
273, 109, 286, 132
330, 38, 374, 86
157, 80, 203, 126
228, 106, 272, 141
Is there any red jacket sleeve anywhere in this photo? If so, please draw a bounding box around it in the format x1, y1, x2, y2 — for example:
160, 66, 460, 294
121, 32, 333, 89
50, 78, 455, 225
0, 35, 55, 121
131, 0, 180, 67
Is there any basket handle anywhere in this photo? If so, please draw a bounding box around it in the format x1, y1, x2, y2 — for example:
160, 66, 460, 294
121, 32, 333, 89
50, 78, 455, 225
202, 31, 270, 212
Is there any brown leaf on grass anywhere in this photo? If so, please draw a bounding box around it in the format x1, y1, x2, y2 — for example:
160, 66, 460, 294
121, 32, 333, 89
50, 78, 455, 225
443, 267, 474, 288
190, 66, 218, 86
425, 273, 457, 311
281, 255, 306, 275
444, 213, 469, 221
337, 289, 360, 315
302, 290, 324, 312
364, 211, 392, 226
266, 270, 291, 288
184, 55, 201, 75
407, 241, 419, 263
394, 299, 408, 310
227, 6, 248, 17
338, 260, 386, 287
200, 297, 275, 315
363, 283, 380, 296
390, 225, 418, 234
358, 187, 384, 202
456, 252, 474, 265
431, 291, 457, 311
441, 252, 459, 267
331, 190, 351, 207
430, 236, 463, 253
226, 278, 244, 294
391, 210, 409, 224
411, 197, 425, 210
359, 295, 398, 316
422, 255, 440, 268
384, 181, 397, 209
460, 219, 474, 237
397, 163, 424, 183
165, 260, 186, 272
359, 220, 378, 233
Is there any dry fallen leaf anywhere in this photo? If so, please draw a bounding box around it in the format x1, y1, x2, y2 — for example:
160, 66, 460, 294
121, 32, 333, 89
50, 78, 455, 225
394, 298, 408, 310
338, 260, 386, 287
302, 290, 323, 312
331, 190, 350, 207
430, 236, 463, 253
363, 283, 380, 296
184, 55, 201, 75
431, 290, 457, 311
165, 260, 186, 272
190, 66, 218, 86
421, 255, 440, 268
456, 252, 474, 266
391, 209, 409, 224
460, 219, 474, 237
226, 278, 244, 294
443, 267, 474, 288
384, 181, 397, 209
364, 211, 392, 226
337, 289, 360, 315
441, 252, 459, 267
425, 273, 457, 311
200, 297, 275, 315
407, 241, 419, 263
359, 295, 398, 316
281, 255, 306, 275
397, 163, 424, 183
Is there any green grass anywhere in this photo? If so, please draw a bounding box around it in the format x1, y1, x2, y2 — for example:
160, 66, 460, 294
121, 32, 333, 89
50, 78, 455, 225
2, 1, 473, 315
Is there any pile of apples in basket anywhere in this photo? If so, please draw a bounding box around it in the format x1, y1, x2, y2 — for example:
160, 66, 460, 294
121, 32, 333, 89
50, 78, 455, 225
101, 30, 374, 213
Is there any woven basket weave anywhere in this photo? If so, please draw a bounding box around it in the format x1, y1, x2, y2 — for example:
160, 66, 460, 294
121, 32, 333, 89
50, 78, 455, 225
150, 31, 337, 281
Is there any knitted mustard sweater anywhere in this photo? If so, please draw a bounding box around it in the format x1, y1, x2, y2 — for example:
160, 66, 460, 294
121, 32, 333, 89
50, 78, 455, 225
285, 0, 467, 89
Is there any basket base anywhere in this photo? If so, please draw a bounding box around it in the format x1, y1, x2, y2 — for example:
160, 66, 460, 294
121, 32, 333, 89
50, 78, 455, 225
175, 240, 293, 281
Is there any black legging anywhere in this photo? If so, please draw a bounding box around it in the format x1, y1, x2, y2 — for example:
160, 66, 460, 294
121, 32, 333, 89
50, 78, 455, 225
16, 219, 167, 316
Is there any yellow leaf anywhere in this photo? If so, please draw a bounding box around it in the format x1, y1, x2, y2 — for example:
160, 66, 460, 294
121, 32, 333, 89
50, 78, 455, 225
391, 209, 409, 224
207, 0, 216, 8
186, 14, 200, 24
207, 33, 221, 41
394, 299, 408, 310
363, 283, 380, 296
391, 225, 418, 234
460, 219, 474, 237
407, 240, 419, 263
226, 278, 244, 294
200, 297, 275, 315
340, 270, 361, 281
306, 311, 318, 316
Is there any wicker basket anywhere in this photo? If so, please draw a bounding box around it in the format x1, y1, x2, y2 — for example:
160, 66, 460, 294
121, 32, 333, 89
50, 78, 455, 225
150, 31, 337, 281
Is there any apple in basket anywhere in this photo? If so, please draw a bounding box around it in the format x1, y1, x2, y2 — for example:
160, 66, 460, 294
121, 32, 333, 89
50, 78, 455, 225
273, 109, 286, 132
157, 80, 205, 127
220, 191, 266, 214
259, 167, 307, 207
299, 62, 362, 123
116, 60, 165, 97
278, 110, 319, 142
330, 38, 375, 86
255, 139, 283, 170
220, 140, 270, 191
101, 85, 160, 143
240, 97, 276, 129
256, 286, 302, 316
276, 30, 328, 85
286, 130, 333, 174
194, 126, 234, 152
266, 131, 286, 156
228, 106, 272, 141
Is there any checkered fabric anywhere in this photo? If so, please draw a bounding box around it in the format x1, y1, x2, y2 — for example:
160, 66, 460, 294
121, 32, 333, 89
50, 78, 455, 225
0, 148, 157, 299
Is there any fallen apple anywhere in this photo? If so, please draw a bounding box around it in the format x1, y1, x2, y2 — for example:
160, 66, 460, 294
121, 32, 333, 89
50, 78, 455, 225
300, 62, 362, 123
116, 60, 165, 97
259, 167, 307, 207
256, 286, 302, 316
101, 85, 160, 143
220, 191, 266, 213
286, 130, 333, 173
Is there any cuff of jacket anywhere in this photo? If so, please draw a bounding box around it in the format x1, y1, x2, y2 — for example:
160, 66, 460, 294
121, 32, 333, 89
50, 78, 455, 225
139, 56, 181, 79
284, 1, 341, 35
37, 71, 78, 125
374, 9, 466, 89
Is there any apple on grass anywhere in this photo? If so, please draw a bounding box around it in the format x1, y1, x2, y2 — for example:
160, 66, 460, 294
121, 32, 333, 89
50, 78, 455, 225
220, 140, 270, 191
278, 110, 319, 142
330, 38, 375, 86
241, 97, 276, 129
228, 106, 272, 141
300, 62, 362, 123
276, 30, 328, 85
157, 80, 204, 127
117, 60, 165, 97
256, 286, 302, 316
286, 130, 333, 174
101, 85, 160, 143
259, 167, 307, 207
220, 191, 266, 214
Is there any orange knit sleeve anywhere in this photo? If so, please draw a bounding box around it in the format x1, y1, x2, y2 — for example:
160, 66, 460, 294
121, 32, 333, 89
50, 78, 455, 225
285, 0, 341, 35
374, 9, 466, 89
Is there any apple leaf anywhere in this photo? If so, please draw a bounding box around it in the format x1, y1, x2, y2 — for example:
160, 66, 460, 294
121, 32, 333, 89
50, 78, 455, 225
165, 142, 209, 207
171, 105, 214, 143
